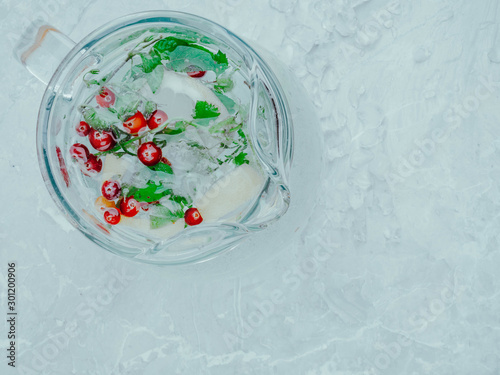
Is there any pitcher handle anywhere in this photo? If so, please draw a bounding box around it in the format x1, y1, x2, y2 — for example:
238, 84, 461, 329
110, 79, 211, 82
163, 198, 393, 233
14, 20, 76, 85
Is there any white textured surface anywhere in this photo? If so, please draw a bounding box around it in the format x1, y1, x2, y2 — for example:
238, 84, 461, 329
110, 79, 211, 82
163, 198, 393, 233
1, 0, 500, 374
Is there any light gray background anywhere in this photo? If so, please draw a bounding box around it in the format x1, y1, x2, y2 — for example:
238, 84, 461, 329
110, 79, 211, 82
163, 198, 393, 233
1, 0, 500, 374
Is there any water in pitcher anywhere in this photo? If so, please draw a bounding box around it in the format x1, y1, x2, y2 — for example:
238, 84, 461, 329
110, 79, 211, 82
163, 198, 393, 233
65, 29, 270, 239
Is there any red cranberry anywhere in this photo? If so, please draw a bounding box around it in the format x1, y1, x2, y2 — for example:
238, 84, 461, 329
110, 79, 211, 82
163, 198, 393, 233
76, 121, 91, 136
187, 71, 206, 78
82, 154, 102, 176
104, 207, 121, 225
147, 110, 168, 130
137, 142, 162, 166
119, 196, 139, 217
101, 180, 121, 201
88, 129, 116, 152
123, 111, 147, 134
184, 208, 203, 226
96, 87, 116, 108
69, 143, 90, 162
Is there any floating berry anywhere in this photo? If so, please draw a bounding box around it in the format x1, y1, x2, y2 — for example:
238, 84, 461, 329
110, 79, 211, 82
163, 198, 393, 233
137, 142, 162, 166
82, 154, 102, 175
147, 110, 168, 130
76, 121, 91, 136
104, 207, 121, 225
101, 180, 121, 201
184, 208, 203, 226
120, 196, 139, 217
96, 87, 115, 108
123, 111, 147, 134
69, 143, 90, 162
187, 71, 206, 78
88, 129, 116, 152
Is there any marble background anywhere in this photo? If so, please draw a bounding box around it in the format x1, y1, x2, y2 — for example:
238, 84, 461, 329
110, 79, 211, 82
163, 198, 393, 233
1, 0, 500, 374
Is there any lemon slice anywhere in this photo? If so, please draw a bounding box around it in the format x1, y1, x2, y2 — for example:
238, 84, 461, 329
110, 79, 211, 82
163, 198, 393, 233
195, 164, 265, 223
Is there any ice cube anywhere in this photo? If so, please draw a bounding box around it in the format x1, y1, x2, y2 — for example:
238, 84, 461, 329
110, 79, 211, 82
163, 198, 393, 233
286, 25, 318, 53
100, 154, 133, 183
144, 69, 229, 119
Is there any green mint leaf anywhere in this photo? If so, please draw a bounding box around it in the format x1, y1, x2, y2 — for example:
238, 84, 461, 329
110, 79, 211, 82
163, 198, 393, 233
193, 101, 220, 119
170, 195, 190, 207
234, 152, 250, 166
83, 70, 102, 87
120, 30, 147, 45
238, 128, 247, 141
186, 141, 205, 150
165, 46, 214, 73
146, 64, 164, 94
150, 211, 184, 229
154, 41, 228, 75
80, 106, 116, 131
114, 151, 127, 158
230, 123, 243, 132
153, 139, 167, 148
148, 162, 173, 174
149, 204, 185, 229
111, 124, 131, 137
122, 65, 143, 83
214, 92, 236, 113
152, 36, 190, 59
138, 53, 162, 74
144, 101, 157, 118
192, 118, 216, 127
258, 105, 267, 119
213, 50, 228, 65
162, 120, 189, 135
188, 44, 213, 54
151, 215, 173, 229
150, 216, 169, 229
85, 79, 100, 87
214, 76, 234, 93
209, 117, 237, 134
126, 180, 173, 203
151, 133, 168, 147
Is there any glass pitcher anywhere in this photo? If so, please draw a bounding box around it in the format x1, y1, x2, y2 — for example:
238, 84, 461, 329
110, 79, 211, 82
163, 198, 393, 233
16, 11, 323, 265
